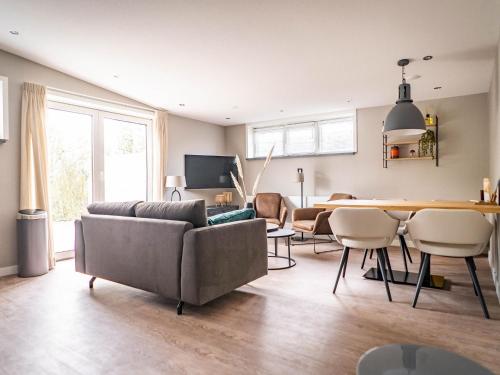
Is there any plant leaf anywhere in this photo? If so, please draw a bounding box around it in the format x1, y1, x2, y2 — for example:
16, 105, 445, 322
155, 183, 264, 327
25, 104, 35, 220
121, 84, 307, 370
230, 171, 245, 201
251, 145, 274, 195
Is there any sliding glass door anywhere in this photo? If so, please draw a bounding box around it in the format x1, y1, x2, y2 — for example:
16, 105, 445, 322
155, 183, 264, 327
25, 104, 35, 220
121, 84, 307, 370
47, 103, 152, 254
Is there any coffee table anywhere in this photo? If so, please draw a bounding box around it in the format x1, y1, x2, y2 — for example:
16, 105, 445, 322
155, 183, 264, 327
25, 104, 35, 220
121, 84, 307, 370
267, 228, 296, 270
357, 344, 494, 375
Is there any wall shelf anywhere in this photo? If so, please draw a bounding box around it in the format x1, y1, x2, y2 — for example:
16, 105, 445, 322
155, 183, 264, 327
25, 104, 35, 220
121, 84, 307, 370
383, 116, 439, 168
385, 156, 434, 161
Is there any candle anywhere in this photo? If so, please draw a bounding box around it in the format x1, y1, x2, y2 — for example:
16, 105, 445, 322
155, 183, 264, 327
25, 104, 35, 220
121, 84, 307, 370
483, 178, 491, 195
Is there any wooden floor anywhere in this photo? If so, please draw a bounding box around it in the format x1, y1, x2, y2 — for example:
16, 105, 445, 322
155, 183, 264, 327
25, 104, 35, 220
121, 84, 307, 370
1, 240, 499, 375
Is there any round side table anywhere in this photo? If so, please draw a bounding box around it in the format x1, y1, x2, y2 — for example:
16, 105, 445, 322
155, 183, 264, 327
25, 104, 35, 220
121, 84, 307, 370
267, 228, 296, 270
357, 344, 494, 375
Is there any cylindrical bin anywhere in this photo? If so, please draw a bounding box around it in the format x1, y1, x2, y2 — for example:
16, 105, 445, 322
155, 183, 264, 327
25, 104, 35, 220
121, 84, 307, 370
17, 209, 48, 277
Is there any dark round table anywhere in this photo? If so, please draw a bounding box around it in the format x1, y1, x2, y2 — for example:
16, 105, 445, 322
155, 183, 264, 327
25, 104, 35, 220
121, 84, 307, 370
267, 228, 296, 270
357, 344, 494, 375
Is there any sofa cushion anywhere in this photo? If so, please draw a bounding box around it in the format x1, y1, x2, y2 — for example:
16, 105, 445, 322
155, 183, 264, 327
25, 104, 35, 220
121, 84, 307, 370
265, 218, 280, 226
135, 200, 207, 228
207, 208, 255, 226
87, 201, 143, 217
254, 193, 282, 219
293, 220, 315, 232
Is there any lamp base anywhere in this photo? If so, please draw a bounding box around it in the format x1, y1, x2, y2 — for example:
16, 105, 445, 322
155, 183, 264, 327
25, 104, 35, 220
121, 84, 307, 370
170, 188, 182, 201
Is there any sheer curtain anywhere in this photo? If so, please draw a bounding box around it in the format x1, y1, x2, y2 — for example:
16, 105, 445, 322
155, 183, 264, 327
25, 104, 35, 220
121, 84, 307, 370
152, 110, 168, 201
19, 83, 55, 269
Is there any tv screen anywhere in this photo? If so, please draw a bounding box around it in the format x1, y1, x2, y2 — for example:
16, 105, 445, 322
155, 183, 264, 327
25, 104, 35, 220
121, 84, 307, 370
185, 155, 237, 189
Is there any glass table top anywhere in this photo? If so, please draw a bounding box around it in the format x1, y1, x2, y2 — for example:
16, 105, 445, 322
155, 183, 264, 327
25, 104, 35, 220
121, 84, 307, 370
357, 344, 494, 375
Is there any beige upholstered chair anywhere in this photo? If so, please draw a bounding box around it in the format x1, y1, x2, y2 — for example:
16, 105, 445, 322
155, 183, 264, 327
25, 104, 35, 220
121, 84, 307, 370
406, 209, 493, 319
292, 193, 354, 254
329, 208, 399, 301
253, 193, 288, 228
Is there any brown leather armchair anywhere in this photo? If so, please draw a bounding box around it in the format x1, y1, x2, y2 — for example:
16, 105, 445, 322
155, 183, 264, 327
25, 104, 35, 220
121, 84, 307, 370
253, 193, 288, 228
292, 193, 354, 253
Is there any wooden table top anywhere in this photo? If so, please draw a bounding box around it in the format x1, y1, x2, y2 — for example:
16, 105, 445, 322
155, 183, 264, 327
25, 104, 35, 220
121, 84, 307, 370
313, 199, 500, 214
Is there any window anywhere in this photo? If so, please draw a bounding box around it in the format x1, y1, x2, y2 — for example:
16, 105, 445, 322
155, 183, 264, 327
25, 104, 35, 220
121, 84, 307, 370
0, 76, 8, 142
247, 111, 356, 158
46, 97, 153, 253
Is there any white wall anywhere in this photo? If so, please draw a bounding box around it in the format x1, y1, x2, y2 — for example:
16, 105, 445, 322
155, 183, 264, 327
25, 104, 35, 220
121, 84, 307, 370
226, 94, 490, 203
0, 49, 226, 271
166, 114, 231, 203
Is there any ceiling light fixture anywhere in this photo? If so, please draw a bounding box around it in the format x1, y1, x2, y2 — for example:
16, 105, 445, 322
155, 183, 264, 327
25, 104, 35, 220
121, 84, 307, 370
434, 86, 442, 90
383, 59, 426, 137
225, 117, 231, 120
346, 98, 352, 103
113, 74, 119, 79
9, 30, 19, 35
179, 103, 185, 107
423, 55, 433, 61
280, 109, 284, 113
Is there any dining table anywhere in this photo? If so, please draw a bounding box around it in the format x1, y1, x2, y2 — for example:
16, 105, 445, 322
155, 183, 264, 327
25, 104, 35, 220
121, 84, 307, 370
313, 199, 500, 289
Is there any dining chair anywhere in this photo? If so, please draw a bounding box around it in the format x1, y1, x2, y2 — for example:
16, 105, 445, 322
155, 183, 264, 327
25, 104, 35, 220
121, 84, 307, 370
406, 209, 493, 319
329, 208, 399, 301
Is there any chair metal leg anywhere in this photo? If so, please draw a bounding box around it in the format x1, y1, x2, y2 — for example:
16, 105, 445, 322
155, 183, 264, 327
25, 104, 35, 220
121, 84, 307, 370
412, 253, 430, 308
342, 247, 350, 278
403, 239, 413, 263
361, 249, 369, 269
312, 235, 338, 254
398, 236, 409, 273
369, 249, 373, 259
333, 247, 349, 294
376, 249, 392, 301
177, 300, 184, 315
465, 257, 490, 319
383, 248, 395, 283
89, 276, 96, 289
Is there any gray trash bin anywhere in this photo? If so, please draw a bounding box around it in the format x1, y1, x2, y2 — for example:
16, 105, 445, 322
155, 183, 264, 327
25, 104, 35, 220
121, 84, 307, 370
17, 209, 49, 277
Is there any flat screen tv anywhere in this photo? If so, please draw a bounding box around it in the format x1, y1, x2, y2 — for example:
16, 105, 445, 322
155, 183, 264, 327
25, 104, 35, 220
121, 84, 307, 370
185, 154, 237, 189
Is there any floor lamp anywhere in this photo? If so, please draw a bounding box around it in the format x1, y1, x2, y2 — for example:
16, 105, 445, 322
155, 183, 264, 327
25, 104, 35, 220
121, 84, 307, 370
293, 168, 306, 241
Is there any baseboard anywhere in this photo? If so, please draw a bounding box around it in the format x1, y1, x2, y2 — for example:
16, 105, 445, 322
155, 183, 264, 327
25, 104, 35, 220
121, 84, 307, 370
0, 265, 18, 277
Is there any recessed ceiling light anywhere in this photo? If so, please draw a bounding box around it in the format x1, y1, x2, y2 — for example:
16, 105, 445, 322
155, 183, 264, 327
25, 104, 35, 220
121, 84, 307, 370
346, 98, 352, 103
434, 86, 442, 90
280, 109, 284, 113
179, 103, 185, 107
225, 117, 231, 120
423, 55, 433, 61
407, 74, 421, 81
113, 74, 119, 79
9, 30, 19, 35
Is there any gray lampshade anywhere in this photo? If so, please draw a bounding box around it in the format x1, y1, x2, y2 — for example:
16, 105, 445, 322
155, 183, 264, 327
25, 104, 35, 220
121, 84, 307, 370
383, 60, 426, 137
383, 101, 426, 137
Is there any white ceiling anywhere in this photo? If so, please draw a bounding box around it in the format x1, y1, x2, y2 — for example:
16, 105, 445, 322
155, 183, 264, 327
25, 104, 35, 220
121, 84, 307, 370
0, 0, 499, 125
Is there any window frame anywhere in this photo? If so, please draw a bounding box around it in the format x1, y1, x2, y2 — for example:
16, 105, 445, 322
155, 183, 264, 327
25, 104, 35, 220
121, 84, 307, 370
47, 101, 153, 203
246, 111, 357, 159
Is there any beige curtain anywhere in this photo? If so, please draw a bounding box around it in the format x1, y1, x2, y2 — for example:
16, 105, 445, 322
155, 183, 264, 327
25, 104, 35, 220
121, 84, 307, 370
152, 110, 168, 201
20, 83, 55, 269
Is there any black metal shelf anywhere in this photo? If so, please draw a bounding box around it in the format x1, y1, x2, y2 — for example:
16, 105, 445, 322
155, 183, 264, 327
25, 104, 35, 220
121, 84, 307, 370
383, 116, 439, 168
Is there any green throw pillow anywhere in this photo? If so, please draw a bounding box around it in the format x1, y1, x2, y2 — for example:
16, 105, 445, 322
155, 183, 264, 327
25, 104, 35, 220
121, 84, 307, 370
207, 208, 256, 226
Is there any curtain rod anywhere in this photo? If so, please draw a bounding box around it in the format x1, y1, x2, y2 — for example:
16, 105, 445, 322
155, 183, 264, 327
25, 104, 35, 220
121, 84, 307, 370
46, 86, 161, 113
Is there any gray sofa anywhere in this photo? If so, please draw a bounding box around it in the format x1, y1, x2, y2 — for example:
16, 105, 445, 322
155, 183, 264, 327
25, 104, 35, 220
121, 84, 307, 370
75, 200, 268, 314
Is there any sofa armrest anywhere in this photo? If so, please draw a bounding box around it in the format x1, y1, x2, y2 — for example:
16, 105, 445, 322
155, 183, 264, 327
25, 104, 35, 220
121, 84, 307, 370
75, 219, 85, 273
279, 200, 288, 228
292, 208, 325, 221
181, 218, 268, 305
313, 210, 333, 235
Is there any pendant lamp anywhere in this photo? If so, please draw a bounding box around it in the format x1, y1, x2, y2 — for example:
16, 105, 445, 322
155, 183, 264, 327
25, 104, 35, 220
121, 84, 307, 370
383, 59, 426, 137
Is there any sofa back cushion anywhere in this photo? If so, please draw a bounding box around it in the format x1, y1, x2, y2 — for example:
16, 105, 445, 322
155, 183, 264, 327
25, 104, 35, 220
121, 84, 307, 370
207, 208, 255, 226
254, 193, 282, 219
135, 200, 207, 228
87, 201, 143, 217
